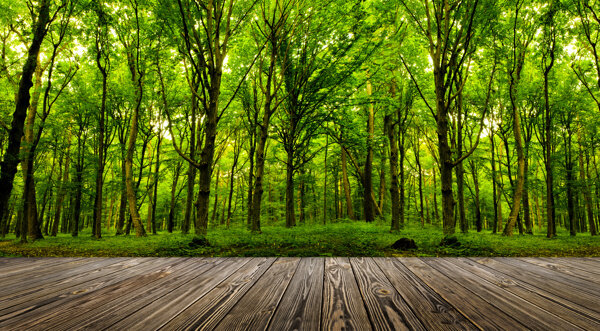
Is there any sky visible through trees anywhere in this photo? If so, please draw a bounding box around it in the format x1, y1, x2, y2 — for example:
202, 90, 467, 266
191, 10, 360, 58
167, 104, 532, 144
1, 0, 600, 244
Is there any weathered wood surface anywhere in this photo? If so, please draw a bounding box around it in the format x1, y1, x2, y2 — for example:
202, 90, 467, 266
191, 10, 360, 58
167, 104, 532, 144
0, 257, 598, 330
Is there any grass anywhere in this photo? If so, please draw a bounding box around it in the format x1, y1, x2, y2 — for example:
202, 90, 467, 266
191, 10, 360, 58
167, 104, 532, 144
0, 220, 599, 257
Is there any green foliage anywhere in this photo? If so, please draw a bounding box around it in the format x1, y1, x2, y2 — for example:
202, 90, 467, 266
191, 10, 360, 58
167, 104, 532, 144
1, 222, 598, 257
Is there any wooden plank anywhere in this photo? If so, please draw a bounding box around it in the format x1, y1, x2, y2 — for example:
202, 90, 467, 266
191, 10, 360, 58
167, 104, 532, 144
374, 258, 477, 331
400, 258, 525, 330
544, 258, 600, 275
351, 257, 423, 330
160, 257, 275, 330
519, 258, 600, 284
322, 257, 372, 330
496, 258, 600, 297
0, 257, 46, 268
49, 258, 219, 330
214, 257, 300, 330
0, 258, 127, 300
0, 258, 153, 320
111, 258, 249, 330
267, 257, 323, 331
0, 257, 87, 282
0, 258, 188, 329
472, 257, 600, 316
446, 258, 600, 330
424, 258, 580, 330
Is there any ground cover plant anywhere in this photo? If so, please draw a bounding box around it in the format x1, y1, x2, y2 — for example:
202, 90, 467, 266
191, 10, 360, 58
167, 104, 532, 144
1, 221, 598, 257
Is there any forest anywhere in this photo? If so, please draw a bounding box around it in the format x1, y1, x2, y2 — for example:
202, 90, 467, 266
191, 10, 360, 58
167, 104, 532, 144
0, 0, 599, 257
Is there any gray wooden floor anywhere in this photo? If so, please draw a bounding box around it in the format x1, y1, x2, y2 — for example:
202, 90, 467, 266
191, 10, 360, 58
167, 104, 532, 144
0, 257, 599, 330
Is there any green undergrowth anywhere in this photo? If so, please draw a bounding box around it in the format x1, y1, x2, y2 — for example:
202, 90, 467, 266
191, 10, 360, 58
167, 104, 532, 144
0, 221, 599, 257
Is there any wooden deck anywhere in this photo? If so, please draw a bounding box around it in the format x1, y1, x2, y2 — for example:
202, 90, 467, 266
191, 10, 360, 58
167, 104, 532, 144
0, 257, 599, 330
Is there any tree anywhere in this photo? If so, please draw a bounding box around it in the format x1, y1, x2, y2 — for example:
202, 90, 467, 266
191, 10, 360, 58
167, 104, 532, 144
0, 0, 53, 238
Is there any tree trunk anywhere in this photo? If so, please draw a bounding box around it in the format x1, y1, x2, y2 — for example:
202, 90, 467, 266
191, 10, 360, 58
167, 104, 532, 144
471, 160, 482, 232
212, 167, 220, 224
454, 87, 467, 234
251, 130, 268, 232
151, 137, 161, 235
226, 141, 239, 228
432, 168, 439, 225
167, 162, 181, 233
0, 0, 50, 225
565, 133, 576, 237
363, 80, 375, 223
584, 148, 597, 235
341, 146, 354, 219
497, 139, 504, 232
523, 146, 533, 234
415, 134, 425, 228
385, 114, 401, 231
93, 62, 108, 239
246, 139, 256, 227
323, 133, 328, 224
285, 151, 296, 227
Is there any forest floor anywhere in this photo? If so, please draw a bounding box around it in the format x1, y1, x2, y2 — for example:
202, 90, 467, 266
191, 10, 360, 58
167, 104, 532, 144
0, 221, 599, 257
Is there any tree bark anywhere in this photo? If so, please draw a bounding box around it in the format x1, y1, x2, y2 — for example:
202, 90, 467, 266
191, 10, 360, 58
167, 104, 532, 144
92, 48, 108, 239
341, 146, 354, 219
583, 147, 597, 235
285, 151, 296, 227
385, 114, 401, 231
363, 80, 375, 223
0, 0, 50, 226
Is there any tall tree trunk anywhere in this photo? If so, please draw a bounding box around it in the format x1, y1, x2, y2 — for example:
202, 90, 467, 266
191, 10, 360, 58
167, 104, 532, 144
246, 139, 256, 227
124, 75, 146, 237
151, 137, 161, 235
584, 148, 597, 235
226, 140, 240, 228
0, 0, 50, 226
341, 146, 354, 219
323, 133, 328, 224
470, 160, 482, 232
51, 138, 69, 237
565, 132, 576, 236
93, 56, 108, 239
72, 158, 83, 237
116, 152, 127, 235
432, 167, 439, 225
454, 87, 467, 234
251, 124, 269, 233
522, 152, 532, 234
385, 114, 401, 231
363, 80, 375, 223
212, 167, 220, 224
167, 162, 182, 233
414, 134, 425, 227
378, 161, 386, 213
490, 126, 499, 234
497, 140, 504, 232
503, 57, 527, 236
285, 151, 296, 227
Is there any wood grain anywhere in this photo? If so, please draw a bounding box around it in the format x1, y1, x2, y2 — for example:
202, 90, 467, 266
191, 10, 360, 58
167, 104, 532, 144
160, 257, 275, 330
0, 258, 188, 329
0, 257, 598, 330
267, 257, 323, 331
113, 258, 248, 330
473, 257, 600, 315
322, 257, 372, 330
374, 258, 477, 331
214, 257, 299, 330
351, 257, 423, 330
446, 257, 600, 329
400, 257, 525, 330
